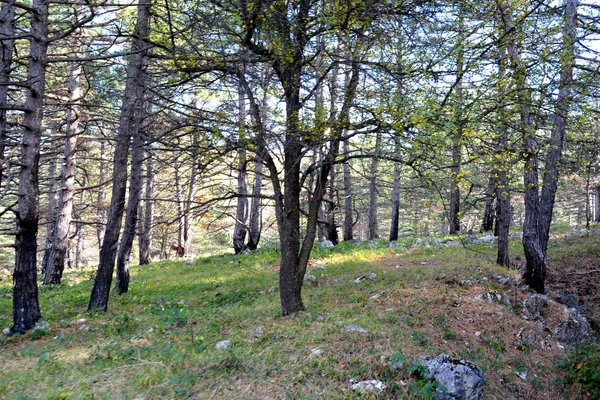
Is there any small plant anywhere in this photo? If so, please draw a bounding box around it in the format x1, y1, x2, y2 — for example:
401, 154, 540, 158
560, 342, 600, 398
407, 361, 447, 399
412, 331, 430, 348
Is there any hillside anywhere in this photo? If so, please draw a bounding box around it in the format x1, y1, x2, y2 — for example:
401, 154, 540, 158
0, 231, 599, 399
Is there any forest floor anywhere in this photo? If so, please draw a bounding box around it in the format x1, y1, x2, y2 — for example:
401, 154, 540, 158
0, 228, 599, 399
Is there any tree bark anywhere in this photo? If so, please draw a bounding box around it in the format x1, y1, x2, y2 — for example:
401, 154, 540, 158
95, 140, 107, 249
233, 79, 248, 254
449, 22, 464, 235
41, 139, 58, 276
43, 61, 81, 285
481, 172, 496, 233
389, 133, 402, 241
342, 139, 353, 241
115, 127, 144, 294
595, 186, 600, 223
138, 149, 153, 264
88, 0, 151, 312
12, 0, 48, 333
367, 131, 381, 240
247, 151, 263, 250
0, 0, 15, 191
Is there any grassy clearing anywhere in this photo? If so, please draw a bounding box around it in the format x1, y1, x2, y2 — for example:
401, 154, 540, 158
0, 233, 597, 399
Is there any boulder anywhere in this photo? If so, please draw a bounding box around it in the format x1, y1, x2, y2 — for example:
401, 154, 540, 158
472, 292, 510, 307
320, 240, 335, 249
522, 294, 548, 320
354, 273, 376, 283
418, 353, 484, 400
554, 308, 593, 344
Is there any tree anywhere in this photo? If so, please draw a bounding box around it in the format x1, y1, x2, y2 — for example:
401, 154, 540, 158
88, 0, 152, 311
12, 0, 49, 333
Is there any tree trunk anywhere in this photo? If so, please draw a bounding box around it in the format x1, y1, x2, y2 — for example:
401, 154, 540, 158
367, 131, 381, 240
88, 0, 151, 312
246, 151, 263, 250
324, 166, 338, 244
233, 80, 248, 254
41, 139, 58, 276
449, 26, 464, 235
0, 0, 15, 191
342, 139, 353, 241
181, 131, 199, 257
115, 128, 144, 294
595, 186, 600, 223
12, 0, 48, 333
138, 149, 153, 264
96, 140, 107, 249
389, 133, 402, 241
481, 172, 496, 233
43, 61, 81, 286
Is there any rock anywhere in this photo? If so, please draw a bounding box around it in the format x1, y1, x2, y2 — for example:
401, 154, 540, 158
78, 324, 89, 331
354, 273, 376, 283
516, 371, 527, 380
472, 292, 510, 306
304, 273, 318, 287
34, 321, 49, 330
516, 327, 540, 349
216, 340, 230, 349
76, 318, 87, 325
418, 353, 485, 400
555, 290, 580, 309
522, 294, 548, 320
554, 308, 593, 344
184, 259, 196, 266
446, 240, 460, 246
341, 324, 368, 334
369, 293, 381, 300
351, 380, 386, 393
459, 280, 474, 287
246, 326, 263, 342
2, 327, 10, 335
388, 360, 404, 371
311, 347, 323, 356
320, 240, 335, 249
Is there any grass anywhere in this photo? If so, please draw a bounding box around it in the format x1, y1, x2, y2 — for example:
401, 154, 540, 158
0, 232, 597, 399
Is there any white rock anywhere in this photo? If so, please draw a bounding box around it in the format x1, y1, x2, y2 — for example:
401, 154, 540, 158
2, 328, 10, 335
517, 371, 527, 380
352, 380, 387, 393
34, 321, 49, 330
78, 324, 89, 331
216, 340, 230, 349
76, 318, 87, 325
341, 324, 368, 334
311, 348, 323, 355
370, 294, 381, 300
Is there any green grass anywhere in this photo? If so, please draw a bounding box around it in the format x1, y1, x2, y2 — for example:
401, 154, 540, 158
0, 233, 596, 399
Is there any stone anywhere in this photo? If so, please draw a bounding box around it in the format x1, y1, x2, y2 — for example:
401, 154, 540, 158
341, 324, 368, 334
472, 292, 510, 307
418, 353, 485, 400
2, 327, 10, 335
76, 318, 87, 325
184, 259, 196, 266
446, 240, 460, 246
303, 273, 318, 287
78, 324, 89, 331
34, 321, 49, 330
369, 293, 381, 300
516, 327, 540, 349
216, 340, 230, 349
516, 371, 527, 380
311, 348, 323, 356
354, 273, 376, 283
351, 380, 386, 393
554, 308, 593, 344
320, 240, 335, 249
522, 294, 548, 320
246, 326, 263, 342
555, 290, 580, 309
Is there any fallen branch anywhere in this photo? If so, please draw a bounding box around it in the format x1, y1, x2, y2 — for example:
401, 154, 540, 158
566, 270, 600, 275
